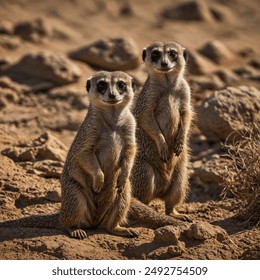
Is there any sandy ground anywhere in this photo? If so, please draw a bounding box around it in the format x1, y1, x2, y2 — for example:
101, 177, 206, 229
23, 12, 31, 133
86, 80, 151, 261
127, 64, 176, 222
0, 0, 259, 260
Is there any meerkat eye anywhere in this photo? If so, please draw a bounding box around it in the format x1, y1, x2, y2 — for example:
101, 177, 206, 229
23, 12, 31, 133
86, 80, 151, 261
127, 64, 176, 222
151, 50, 161, 62
97, 81, 108, 94
117, 81, 126, 91
169, 50, 178, 60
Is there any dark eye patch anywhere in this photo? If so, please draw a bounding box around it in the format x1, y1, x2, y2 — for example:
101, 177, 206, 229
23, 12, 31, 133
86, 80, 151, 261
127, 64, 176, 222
117, 80, 126, 91
151, 50, 161, 62
169, 50, 178, 60
97, 81, 108, 94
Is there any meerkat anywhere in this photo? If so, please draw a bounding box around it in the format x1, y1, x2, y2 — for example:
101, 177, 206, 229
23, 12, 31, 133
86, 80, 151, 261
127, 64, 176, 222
0, 71, 183, 239
131, 41, 192, 221
59, 70, 139, 239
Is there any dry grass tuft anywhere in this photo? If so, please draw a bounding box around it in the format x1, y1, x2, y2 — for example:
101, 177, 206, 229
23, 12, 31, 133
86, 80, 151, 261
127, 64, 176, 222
221, 124, 260, 225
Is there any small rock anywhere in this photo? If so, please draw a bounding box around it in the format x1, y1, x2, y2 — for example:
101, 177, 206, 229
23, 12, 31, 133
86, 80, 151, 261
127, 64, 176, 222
233, 65, 259, 80
154, 226, 179, 245
14, 18, 52, 43
198, 86, 260, 141
186, 222, 227, 240
119, 3, 134, 16
147, 247, 168, 260
0, 76, 29, 109
70, 37, 139, 71
3, 184, 20, 192
48, 86, 89, 110
190, 74, 224, 92
187, 51, 217, 75
5, 51, 81, 88
161, 0, 213, 22
45, 190, 61, 202
2, 132, 67, 162
0, 20, 14, 34
32, 132, 67, 162
167, 245, 183, 257
32, 160, 64, 178
238, 47, 255, 58
198, 40, 234, 64
214, 69, 239, 85
241, 246, 260, 260
0, 35, 21, 50
193, 157, 230, 185
249, 58, 260, 69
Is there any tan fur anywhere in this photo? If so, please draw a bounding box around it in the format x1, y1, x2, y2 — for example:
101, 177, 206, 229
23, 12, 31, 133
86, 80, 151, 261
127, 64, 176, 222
131, 41, 193, 221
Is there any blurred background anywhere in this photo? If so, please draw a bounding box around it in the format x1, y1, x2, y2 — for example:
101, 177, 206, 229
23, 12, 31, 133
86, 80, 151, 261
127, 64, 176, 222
1, 0, 259, 93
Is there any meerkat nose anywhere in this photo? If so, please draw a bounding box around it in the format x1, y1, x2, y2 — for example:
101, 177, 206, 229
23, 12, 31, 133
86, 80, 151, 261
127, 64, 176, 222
108, 92, 116, 99
161, 61, 168, 67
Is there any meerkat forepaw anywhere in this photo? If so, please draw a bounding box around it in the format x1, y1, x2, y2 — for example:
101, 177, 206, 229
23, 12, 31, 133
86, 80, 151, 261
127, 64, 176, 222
159, 143, 169, 162
157, 135, 169, 161
92, 170, 105, 193
173, 140, 184, 157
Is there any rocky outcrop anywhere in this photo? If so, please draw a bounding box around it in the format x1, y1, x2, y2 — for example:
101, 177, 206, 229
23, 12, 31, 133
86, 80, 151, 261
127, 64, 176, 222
4, 51, 81, 90
198, 86, 260, 141
70, 37, 139, 70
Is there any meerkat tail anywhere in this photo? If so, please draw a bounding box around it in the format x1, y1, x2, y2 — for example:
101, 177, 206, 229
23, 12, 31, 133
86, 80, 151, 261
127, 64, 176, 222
128, 198, 183, 229
0, 213, 59, 228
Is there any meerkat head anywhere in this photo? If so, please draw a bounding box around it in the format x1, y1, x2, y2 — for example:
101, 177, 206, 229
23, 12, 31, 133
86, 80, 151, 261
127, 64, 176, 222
142, 41, 187, 75
86, 71, 136, 108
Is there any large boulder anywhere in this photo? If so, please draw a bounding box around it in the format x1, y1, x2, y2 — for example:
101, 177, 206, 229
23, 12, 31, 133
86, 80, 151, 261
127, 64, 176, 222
161, 0, 213, 22
5, 51, 81, 90
198, 86, 260, 141
70, 37, 139, 70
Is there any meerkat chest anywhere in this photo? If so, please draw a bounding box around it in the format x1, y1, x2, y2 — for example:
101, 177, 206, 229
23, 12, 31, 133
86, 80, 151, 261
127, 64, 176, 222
155, 94, 180, 138
96, 126, 123, 169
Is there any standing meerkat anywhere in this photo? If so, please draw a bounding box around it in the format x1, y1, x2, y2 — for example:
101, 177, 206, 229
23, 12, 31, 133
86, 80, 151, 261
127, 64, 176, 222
131, 41, 192, 221
0, 71, 182, 239
59, 71, 138, 239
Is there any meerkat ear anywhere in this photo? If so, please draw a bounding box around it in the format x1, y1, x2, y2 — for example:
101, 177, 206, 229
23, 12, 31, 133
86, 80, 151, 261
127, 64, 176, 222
142, 48, 147, 62
131, 78, 136, 92
86, 79, 91, 92
183, 48, 188, 62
